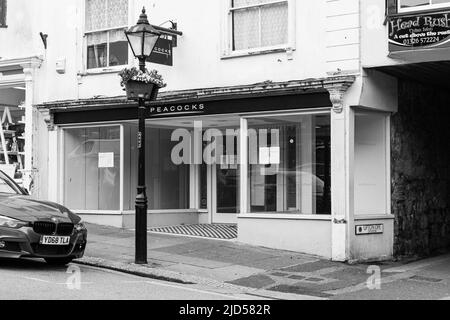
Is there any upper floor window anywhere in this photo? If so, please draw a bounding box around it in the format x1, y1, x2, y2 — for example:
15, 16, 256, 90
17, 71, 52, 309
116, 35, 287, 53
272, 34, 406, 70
0, 0, 7, 28
85, 0, 129, 70
229, 0, 289, 53
399, 0, 450, 12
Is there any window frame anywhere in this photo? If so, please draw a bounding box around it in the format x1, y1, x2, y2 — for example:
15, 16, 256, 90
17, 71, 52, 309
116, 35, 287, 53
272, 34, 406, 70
398, 0, 450, 13
0, 0, 7, 28
83, 0, 131, 73
222, 0, 296, 58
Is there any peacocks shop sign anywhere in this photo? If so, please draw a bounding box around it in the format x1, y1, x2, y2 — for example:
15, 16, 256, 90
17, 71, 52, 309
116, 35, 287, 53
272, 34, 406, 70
389, 12, 450, 52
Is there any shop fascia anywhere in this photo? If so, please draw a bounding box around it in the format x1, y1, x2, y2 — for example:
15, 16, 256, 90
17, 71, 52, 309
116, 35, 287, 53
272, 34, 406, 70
171, 120, 280, 166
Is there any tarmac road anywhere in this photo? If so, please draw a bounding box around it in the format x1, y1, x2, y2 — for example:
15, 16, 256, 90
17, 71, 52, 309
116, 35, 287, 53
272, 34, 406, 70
0, 258, 265, 300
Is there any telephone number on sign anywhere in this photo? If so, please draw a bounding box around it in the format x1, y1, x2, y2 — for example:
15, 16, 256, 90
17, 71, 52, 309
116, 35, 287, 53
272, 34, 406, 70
402, 36, 440, 45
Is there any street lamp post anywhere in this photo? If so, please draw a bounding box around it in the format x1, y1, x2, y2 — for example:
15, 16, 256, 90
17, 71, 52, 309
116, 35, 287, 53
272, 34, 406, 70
125, 8, 162, 265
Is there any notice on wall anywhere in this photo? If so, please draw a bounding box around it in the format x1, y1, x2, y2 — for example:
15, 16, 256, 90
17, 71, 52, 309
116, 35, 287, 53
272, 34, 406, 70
269, 147, 280, 165
98, 152, 114, 168
355, 224, 384, 235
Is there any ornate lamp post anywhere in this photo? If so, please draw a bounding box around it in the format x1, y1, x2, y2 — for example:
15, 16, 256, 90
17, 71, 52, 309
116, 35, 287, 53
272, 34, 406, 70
124, 8, 162, 265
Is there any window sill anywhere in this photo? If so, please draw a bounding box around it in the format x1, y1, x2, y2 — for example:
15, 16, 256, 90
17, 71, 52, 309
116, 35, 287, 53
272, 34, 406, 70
221, 46, 294, 60
238, 213, 332, 221
79, 66, 126, 77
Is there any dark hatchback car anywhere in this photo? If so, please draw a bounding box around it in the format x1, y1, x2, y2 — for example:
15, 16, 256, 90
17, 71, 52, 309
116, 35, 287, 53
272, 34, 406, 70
0, 171, 87, 265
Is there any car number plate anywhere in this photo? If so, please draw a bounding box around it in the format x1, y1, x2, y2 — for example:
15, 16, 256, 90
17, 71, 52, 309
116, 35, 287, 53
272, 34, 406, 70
40, 236, 70, 245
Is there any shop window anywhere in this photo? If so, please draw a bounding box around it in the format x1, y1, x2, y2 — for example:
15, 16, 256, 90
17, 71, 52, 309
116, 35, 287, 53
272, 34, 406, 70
0, 0, 6, 28
85, 0, 129, 70
247, 114, 331, 215
398, 0, 450, 12
229, 0, 289, 53
64, 126, 121, 211
125, 126, 190, 211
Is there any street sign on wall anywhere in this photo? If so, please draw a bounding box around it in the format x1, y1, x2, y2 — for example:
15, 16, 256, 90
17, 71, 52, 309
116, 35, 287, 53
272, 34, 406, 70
389, 11, 450, 52
148, 37, 173, 66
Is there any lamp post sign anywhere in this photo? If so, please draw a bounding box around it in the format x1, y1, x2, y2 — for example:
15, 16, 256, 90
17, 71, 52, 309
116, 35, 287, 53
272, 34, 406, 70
148, 37, 173, 66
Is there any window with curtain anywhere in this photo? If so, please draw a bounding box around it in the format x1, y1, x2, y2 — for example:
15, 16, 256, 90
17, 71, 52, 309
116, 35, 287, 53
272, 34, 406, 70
0, 0, 6, 27
85, 0, 129, 69
399, 0, 450, 11
230, 0, 288, 51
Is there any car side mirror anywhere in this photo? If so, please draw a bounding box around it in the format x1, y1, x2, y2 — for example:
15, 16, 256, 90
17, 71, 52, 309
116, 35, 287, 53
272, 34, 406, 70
20, 187, 29, 195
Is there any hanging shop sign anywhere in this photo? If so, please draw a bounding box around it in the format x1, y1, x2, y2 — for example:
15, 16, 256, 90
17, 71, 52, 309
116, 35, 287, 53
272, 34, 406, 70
389, 12, 450, 52
355, 224, 384, 236
148, 37, 173, 66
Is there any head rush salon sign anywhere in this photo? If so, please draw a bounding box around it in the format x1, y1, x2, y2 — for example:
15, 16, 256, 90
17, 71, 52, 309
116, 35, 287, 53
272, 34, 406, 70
389, 12, 450, 52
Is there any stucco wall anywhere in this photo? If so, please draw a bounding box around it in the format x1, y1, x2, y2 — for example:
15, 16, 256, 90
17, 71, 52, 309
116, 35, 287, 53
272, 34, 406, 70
392, 80, 450, 257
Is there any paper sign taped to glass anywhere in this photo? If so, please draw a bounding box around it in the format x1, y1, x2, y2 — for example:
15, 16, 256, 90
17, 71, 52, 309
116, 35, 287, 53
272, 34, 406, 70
98, 152, 114, 168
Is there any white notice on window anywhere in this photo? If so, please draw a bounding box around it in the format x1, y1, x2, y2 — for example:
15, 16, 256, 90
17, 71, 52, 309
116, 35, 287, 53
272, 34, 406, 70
259, 147, 270, 165
98, 152, 114, 168
269, 147, 280, 165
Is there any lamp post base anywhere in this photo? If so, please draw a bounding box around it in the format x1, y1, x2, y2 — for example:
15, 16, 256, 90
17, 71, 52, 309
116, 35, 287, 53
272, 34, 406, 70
135, 187, 148, 265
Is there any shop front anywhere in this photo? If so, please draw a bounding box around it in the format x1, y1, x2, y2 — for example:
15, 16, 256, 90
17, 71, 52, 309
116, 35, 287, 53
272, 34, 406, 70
38, 75, 396, 261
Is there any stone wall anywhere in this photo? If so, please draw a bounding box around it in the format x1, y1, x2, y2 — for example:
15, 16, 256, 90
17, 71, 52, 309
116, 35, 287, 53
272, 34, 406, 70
392, 80, 450, 257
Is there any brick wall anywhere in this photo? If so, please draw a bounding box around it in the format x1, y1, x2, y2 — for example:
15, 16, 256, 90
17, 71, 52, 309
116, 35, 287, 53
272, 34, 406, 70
392, 80, 450, 257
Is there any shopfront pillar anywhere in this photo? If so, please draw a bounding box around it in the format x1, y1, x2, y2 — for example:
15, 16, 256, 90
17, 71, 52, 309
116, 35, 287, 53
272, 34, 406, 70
327, 83, 355, 262
21, 59, 42, 193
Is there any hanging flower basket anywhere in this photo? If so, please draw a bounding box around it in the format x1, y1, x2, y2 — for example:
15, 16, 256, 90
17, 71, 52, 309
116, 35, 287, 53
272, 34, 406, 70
125, 80, 159, 100
119, 67, 166, 101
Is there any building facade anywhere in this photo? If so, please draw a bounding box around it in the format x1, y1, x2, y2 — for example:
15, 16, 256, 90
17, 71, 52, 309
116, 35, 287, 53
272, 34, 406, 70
4, 0, 447, 262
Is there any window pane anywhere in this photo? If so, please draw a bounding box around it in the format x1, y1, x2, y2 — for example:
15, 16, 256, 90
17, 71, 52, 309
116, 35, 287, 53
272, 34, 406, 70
109, 29, 128, 66
261, 2, 288, 47
64, 127, 121, 211
107, 0, 128, 28
248, 114, 331, 215
233, 7, 260, 50
400, 0, 430, 8
233, 0, 274, 7
86, 0, 107, 31
87, 32, 107, 69
433, 0, 450, 4
232, 1, 288, 50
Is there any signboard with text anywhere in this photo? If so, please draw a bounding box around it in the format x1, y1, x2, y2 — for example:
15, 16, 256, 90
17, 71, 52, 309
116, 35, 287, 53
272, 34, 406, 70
148, 37, 173, 66
389, 12, 450, 52
355, 224, 384, 236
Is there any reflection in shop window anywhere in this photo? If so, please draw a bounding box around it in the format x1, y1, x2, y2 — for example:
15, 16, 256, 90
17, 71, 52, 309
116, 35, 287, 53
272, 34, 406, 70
248, 114, 331, 215
126, 126, 190, 211
64, 126, 121, 211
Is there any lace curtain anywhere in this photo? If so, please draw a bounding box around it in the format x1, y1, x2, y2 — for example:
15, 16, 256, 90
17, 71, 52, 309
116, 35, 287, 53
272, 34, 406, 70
232, 0, 288, 50
85, 0, 128, 32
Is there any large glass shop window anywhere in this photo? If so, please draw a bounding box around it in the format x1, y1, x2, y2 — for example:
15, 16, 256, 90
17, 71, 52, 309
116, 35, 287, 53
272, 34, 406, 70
64, 126, 121, 210
126, 126, 190, 211
247, 114, 331, 215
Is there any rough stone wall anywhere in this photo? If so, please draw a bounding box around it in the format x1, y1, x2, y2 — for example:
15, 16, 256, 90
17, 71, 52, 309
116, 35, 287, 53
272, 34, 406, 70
392, 80, 450, 257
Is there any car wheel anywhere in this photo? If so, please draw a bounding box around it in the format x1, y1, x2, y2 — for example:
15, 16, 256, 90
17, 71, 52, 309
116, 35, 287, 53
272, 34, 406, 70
44, 257, 74, 266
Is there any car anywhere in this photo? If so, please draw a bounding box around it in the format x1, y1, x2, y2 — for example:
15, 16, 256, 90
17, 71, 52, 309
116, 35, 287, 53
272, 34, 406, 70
0, 170, 87, 266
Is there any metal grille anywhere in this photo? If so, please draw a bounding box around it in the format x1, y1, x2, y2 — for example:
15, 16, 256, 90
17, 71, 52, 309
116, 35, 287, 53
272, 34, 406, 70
56, 223, 74, 236
33, 222, 56, 235
150, 224, 238, 240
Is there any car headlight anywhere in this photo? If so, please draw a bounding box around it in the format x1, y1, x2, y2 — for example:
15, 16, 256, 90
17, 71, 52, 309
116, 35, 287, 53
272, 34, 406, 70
74, 221, 86, 232
0, 215, 28, 229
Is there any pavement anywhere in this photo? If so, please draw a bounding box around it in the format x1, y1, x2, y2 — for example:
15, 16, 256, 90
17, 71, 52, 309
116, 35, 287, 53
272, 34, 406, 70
75, 223, 450, 300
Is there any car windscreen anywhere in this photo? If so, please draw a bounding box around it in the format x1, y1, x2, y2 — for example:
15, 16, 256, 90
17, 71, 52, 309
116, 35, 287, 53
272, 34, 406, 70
0, 171, 22, 195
